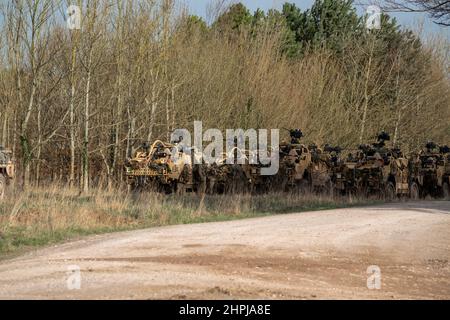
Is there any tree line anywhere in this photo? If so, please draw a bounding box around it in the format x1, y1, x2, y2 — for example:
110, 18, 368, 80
0, 0, 449, 191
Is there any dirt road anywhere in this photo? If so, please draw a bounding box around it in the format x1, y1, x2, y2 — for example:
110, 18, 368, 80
0, 201, 449, 299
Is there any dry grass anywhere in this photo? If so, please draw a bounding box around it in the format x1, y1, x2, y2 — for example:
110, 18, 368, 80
0, 185, 375, 255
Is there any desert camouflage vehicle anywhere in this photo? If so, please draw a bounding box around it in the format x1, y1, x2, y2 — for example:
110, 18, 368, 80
308, 144, 334, 193
237, 148, 277, 194
332, 151, 360, 195
125, 140, 205, 194
0, 145, 15, 200
322, 145, 358, 195
208, 141, 275, 194
333, 132, 409, 199
241, 163, 281, 194
277, 129, 333, 193
203, 155, 248, 194
409, 142, 450, 199
350, 132, 409, 199
277, 129, 312, 192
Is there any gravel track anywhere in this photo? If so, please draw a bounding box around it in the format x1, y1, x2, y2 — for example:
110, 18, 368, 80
0, 201, 449, 299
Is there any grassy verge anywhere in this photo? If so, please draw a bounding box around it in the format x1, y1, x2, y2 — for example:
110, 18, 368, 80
0, 185, 378, 257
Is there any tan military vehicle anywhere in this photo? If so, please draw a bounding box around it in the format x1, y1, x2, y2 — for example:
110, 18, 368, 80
277, 129, 312, 192
332, 133, 409, 198
322, 145, 357, 195
332, 151, 360, 195
308, 144, 334, 193
125, 140, 205, 194
277, 129, 333, 193
212, 149, 250, 194
234, 148, 275, 194
353, 132, 409, 199
409, 142, 450, 199
0, 145, 15, 200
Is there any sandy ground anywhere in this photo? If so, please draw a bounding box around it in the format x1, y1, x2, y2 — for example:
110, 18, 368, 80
0, 201, 449, 300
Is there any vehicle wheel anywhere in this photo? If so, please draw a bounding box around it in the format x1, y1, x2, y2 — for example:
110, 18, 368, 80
409, 182, 420, 200
0, 175, 6, 200
443, 182, 450, 200
385, 182, 396, 201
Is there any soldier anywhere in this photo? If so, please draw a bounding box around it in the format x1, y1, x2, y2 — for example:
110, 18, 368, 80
289, 129, 303, 145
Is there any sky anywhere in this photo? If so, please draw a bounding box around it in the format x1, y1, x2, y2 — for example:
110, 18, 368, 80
184, 0, 449, 38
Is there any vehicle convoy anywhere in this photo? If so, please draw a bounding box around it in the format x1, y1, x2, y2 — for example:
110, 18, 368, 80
409, 142, 450, 199
124, 130, 447, 200
0, 145, 15, 200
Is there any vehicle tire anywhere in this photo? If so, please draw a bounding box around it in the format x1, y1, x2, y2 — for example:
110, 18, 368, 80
0, 174, 6, 200
443, 182, 450, 200
409, 182, 420, 200
385, 182, 396, 201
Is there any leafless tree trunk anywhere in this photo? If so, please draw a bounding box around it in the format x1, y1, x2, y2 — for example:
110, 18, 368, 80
359, 39, 375, 144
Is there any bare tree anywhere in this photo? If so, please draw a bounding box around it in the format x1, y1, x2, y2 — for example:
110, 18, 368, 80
6, 0, 67, 188
67, 0, 82, 188
370, 1, 450, 26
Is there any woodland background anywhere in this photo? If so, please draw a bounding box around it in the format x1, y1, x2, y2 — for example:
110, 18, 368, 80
0, 0, 449, 191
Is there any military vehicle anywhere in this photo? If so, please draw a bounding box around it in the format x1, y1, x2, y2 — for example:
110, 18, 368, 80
277, 129, 313, 192
323, 145, 358, 195
308, 144, 334, 193
237, 148, 277, 194
125, 140, 205, 194
204, 155, 248, 194
0, 145, 15, 200
351, 132, 409, 199
409, 142, 450, 199
211, 141, 275, 194
332, 133, 409, 198
332, 155, 358, 195
277, 129, 333, 193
